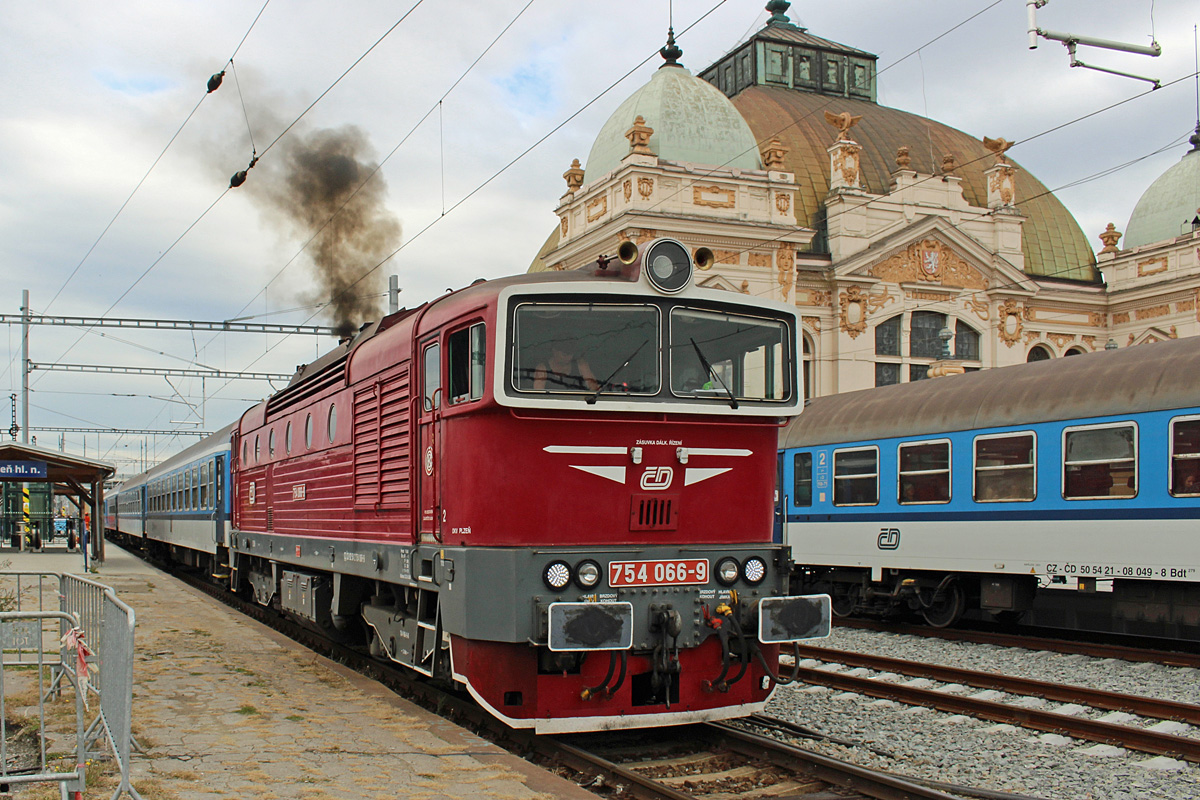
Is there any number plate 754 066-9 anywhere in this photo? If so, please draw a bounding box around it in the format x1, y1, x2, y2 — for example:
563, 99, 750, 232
608, 559, 709, 587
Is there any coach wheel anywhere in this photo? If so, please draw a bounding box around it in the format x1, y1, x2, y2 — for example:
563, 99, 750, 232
829, 584, 860, 618
921, 581, 966, 628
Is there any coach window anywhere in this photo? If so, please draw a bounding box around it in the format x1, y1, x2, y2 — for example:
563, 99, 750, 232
1170, 417, 1200, 496
899, 440, 950, 504
200, 463, 209, 508
241, 439, 247, 465
449, 323, 486, 404
833, 447, 878, 506
1063, 423, 1137, 500
254, 435, 260, 464
305, 413, 313, 449
286, 421, 293, 454
328, 404, 337, 442
423, 343, 441, 410
269, 429, 276, 458
974, 433, 1036, 502
793, 452, 813, 507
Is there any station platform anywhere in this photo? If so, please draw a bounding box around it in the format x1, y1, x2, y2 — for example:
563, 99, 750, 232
1, 545, 595, 800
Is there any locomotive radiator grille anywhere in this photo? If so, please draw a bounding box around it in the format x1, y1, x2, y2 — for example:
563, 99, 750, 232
629, 495, 680, 531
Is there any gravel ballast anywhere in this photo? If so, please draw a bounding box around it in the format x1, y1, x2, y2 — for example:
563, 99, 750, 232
767, 627, 1200, 800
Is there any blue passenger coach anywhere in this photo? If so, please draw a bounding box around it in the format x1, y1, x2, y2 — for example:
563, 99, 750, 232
108, 424, 233, 568
781, 337, 1200, 637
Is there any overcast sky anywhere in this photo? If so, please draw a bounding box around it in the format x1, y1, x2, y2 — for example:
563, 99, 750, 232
2, 0, 1197, 475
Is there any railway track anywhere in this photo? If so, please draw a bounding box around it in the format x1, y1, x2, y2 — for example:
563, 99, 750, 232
120, 542, 1040, 800
836, 617, 1200, 669
792, 643, 1200, 763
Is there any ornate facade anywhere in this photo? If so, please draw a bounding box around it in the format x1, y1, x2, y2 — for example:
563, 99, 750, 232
534, 4, 1200, 400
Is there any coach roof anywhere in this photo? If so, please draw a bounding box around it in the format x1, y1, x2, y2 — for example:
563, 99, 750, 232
782, 337, 1200, 449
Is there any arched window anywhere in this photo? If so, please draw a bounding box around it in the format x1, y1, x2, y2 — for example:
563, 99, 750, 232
1064, 347, 1085, 357
1027, 345, 1052, 362
910, 311, 946, 358
955, 321, 980, 361
874, 312, 980, 387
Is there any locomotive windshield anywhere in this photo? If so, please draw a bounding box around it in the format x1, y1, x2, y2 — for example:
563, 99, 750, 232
512, 304, 660, 395
509, 300, 793, 405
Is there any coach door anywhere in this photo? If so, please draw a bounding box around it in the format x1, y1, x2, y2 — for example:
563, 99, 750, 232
417, 339, 442, 541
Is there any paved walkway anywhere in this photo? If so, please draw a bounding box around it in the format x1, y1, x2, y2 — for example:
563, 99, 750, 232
0, 545, 594, 800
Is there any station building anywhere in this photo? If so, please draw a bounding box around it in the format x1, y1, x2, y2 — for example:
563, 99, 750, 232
531, 1, 1200, 398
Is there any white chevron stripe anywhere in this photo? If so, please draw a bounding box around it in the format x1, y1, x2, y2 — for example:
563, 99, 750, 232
544, 445, 628, 455
569, 465, 627, 484
684, 467, 732, 486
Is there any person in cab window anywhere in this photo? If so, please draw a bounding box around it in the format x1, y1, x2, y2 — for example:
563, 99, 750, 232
533, 343, 599, 392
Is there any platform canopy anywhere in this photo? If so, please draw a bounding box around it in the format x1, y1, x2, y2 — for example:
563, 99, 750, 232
0, 441, 114, 487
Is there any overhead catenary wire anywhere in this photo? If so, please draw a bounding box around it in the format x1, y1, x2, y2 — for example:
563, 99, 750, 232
42, 0, 273, 316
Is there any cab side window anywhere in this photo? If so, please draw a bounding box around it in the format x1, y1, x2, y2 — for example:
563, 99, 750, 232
423, 343, 441, 411
448, 323, 486, 404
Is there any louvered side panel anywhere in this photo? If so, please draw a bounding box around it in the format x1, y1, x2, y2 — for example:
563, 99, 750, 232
378, 369, 411, 509
353, 383, 381, 507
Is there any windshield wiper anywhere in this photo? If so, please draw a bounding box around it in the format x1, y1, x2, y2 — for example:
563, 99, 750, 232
690, 338, 738, 409
586, 342, 646, 404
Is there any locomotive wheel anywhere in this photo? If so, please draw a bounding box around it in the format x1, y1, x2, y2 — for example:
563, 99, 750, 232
922, 581, 966, 628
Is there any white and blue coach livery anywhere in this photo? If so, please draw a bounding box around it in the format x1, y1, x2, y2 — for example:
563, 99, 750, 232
108, 423, 233, 569
780, 336, 1200, 638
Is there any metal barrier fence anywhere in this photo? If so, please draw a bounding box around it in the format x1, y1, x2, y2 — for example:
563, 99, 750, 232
0, 572, 141, 800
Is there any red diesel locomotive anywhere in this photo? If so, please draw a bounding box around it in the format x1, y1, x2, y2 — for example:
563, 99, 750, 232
222, 238, 828, 732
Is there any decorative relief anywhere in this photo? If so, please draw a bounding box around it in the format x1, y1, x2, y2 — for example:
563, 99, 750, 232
982, 136, 1014, 165
559, 216, 568, 236
867, 286, 896, 313
1135, 304, 1170, 321
693, 185, 737, 208
637, 177, 654, 199
802, 315, 822, 334
714, 249, 740, 265
775, 193, 791, 213
1022, 305, 1034, 321
586, 196, 607, 223
748, 252, 772, 268
777, 246, 795, 303
620, 228, 658, 244
830, 142, 861, 187
1112, 311, 1130, 325
963, 296, 989, 320
906, 289, 950, 301
1089, 312, 1106, 328
1170, 325, 1179, 339
998, 299, 1024, 347
1047, 333, 1075, 349
622, 179, 632, 202
839, 286, 869, 339
986, 164, 1016, 206
1137, 257, 1168, 277
870, 239, 988, 289
740, 280, 750, 294
1023, 330, 1041, 345
895, 146, 911, 170
1178, 298, 1196, 314
1081, 336, 1097, 349
809, 290, 833, 307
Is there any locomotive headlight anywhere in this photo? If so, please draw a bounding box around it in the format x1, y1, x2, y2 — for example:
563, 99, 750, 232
716, 557, 740, 586
741, 556, 767, 586
642, 238, 692, 294
575, 559, 601, 589
543, 560, 572, 591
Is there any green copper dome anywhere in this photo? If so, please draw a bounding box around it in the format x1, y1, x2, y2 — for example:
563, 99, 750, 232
1124, 127, 1200, 248
584, 63, 763, 181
